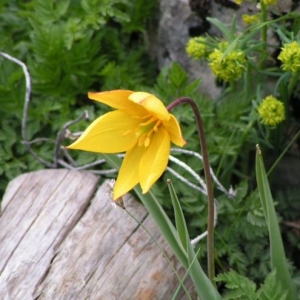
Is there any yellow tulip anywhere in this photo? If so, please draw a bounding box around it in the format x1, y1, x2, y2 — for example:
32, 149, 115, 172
67, 90, 186, 200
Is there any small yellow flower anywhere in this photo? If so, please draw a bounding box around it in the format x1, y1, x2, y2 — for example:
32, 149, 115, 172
186, 37, 207, 59
67, 90, 186, 199
235, 0, 256, 4
278, 41, 300, 73
242, 14, 260, 26
208, 42, 246, 82
258, 95, 285, 126
261, 0, 277, 5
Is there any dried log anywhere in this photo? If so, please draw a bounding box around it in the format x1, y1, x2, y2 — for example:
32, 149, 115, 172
0, 170, 195, 300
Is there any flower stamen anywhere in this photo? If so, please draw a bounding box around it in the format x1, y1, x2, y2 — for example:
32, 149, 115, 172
139, 117, 156, 127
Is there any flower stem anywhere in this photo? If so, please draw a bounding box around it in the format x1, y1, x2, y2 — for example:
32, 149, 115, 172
260, 2, 267, 69
267, 129, 300, 176
287, 72, 299, 99
167, 97, 215, 283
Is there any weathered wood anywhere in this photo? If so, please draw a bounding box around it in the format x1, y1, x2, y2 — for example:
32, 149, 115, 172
0, 170, 195, 299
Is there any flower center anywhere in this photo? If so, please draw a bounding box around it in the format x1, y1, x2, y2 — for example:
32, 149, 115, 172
137, 117, 161, 147
122, 115, 161, 147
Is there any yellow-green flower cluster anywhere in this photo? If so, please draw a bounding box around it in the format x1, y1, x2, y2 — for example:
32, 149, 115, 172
242, 14, 260, 26
234, 0, 253, 4
258, 95, 285, 126
186, 37, 207, 59
208, 42, 246, 82
278, 41, 300, 73
261, 0, 277, 5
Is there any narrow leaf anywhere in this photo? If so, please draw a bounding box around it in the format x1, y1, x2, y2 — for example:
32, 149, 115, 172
167, 179, 222, 300
255, 145, 297, 300
167, 179, 189, 250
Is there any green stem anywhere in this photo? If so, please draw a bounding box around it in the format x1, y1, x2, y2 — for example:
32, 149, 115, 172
225, 119, 255, 182
260, 2, 267, 69
245, 63, 252, 96
167, 97, 215, 283
216, 128, 237, 178
267, 129, 300, 176
230, 80, 236, 93
287, 72, 299, 99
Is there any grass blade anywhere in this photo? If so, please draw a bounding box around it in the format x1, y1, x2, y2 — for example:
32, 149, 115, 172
255, 145, 297, 300
167, 179, 222, 300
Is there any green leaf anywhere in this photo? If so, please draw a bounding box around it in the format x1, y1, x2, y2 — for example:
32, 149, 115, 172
185, 78, 202, 95
169, 62, 189, 88
255, 145, 297, 300
207, 17, 231, 38
167, 179, 222, 300
55, 0, 70, 18
257, 270, 288, 300
167, 179, 189, 250
215, 270, 257, 300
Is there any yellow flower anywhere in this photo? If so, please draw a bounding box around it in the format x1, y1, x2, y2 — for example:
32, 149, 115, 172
186, 37, 207, 59
242, 14, 260, 26
258, 95, 285, 126
278, 41, 300, 73
67, 90, 186, 199
261, 0, 277, 5
208, 42, 246, 82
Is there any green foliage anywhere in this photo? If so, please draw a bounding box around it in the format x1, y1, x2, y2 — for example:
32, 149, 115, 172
167, 179, 222, 299
0, 0, 157, 198
214, 188, 270, 280
145, 64, 285, 286
181, 6, 300, 294
216, 269, 257, 300
257, 271, 288, 300
215, 270, 288, 300
256, 146, 297, 299
121, 0, 157, 33
145, 6, 299, 294
1, 0, 300, 298
153, 62, 202, 100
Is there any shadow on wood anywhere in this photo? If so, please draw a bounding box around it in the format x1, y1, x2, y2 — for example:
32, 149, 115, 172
0, 170, 196, 300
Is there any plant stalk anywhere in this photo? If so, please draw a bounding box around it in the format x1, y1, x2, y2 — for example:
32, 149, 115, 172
167, 97, 215, 283
260, 2, 267, 69
287, 72, 299, 99
267, 129, 300, 176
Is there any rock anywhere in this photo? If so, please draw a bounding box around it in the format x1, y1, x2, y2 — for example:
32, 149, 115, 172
155, 0, 221, 99
153, 0, 299, 99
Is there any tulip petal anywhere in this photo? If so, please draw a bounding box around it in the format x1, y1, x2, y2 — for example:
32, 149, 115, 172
129, 92, 170, 121
162, 114, 186, 147
139, 128, 170, 193
113, 145, 146, 199
88, 90, 147, 116
67, 111, 139, 153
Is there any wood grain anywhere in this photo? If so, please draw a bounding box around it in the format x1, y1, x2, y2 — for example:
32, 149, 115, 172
0, 170, 195, 300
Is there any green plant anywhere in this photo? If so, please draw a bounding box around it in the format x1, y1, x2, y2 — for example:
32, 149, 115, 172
215, 269, 288, 300
0, 0, 157, 197
1, 0, 300, 298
